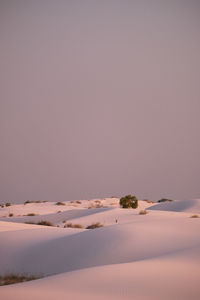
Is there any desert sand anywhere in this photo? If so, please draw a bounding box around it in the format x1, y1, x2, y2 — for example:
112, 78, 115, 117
0, 198, 200, 299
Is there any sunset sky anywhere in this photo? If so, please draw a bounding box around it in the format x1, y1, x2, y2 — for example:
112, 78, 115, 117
1, 0, 200, 203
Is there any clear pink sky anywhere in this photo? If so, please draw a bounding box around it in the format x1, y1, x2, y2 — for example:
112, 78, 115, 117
1, 0, 200, 203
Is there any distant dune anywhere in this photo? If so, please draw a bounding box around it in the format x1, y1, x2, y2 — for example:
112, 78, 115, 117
148, 198, 200, 213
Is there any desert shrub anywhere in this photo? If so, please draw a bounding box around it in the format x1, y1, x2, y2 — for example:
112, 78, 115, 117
24, 200, 31, 205
26, 213, 37, 216
64, 223, 83, 229
86, 222, 103, 229
0, 274, 41, 286
190, 215, 199, 218
158, 198, 173, 203
5, 203, 11, 207
95, 200, 101, 203
56, 202, 66, 206
57, 210, 62, 213
139, 210, 148, 215
25, 220, 54, 226
37, 220, 54, 226
120, 195, 138, 209
24, 200, 41, 204
0, 204, 4, 208
9, 213, 13, 217
76, 200, 82, 204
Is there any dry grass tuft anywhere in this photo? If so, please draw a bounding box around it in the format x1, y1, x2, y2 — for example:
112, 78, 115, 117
56, 202, 66, 206
86, 222, 103, 229
76, 200, 82, 204
26, 213, 37, 216
139, 210, 148, 215
25, 220, 54, 226
0, 274, 41, 286
190, 214, 199, 218
64, 223, 83, 229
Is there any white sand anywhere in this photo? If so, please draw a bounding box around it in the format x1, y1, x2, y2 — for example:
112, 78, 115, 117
0, 198, 199, 299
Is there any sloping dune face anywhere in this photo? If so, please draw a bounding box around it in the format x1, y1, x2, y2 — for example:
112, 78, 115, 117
0, 198, 200, 300
148, 199, 200, 213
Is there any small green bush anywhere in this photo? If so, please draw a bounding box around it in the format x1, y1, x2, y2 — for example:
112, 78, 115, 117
120, 195, 138, 209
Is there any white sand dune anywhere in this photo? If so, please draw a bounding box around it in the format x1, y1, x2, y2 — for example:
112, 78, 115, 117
148, 198, 200, 213
0, 198, 199, 299
1, 246, 200, 300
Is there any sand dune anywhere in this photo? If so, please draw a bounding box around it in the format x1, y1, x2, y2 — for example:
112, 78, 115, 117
0, 198, 199, 299
148, 198, 200, 213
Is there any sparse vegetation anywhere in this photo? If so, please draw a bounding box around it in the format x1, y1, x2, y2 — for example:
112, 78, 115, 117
9, 213, 13, 217
158, 198, 173, 203
26, 213, 37, 216
76, 200, 82, 204
24, 200, 31, 205
56, 202, 66, 206
24, 200, 41, 205
37, 220, 54, 226
5, 203, 11, 207
139, 210, 148, 215
86, 222, 103, 229
25, 220, 54, 226
120, 195, 138, 209
0, 274, 41, 286
64, 223, 83, 229
190, 215, 199, 218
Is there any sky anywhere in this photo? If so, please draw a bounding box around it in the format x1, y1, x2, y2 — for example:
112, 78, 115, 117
1, 0, 200, 203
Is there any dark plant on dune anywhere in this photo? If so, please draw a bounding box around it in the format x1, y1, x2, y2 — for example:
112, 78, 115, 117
157, 198, 173, 203
120, 195, 138, 209
139, 210, 148, 215
26, 213, 37, 216
56, 202, 66, 206
0, 274, 41, 286
64, 223, 83, 229
25, 220, 54, 226
86, 222, 103, 229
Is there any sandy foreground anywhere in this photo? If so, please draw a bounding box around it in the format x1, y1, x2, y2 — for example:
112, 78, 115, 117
0, 198, 200, 300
